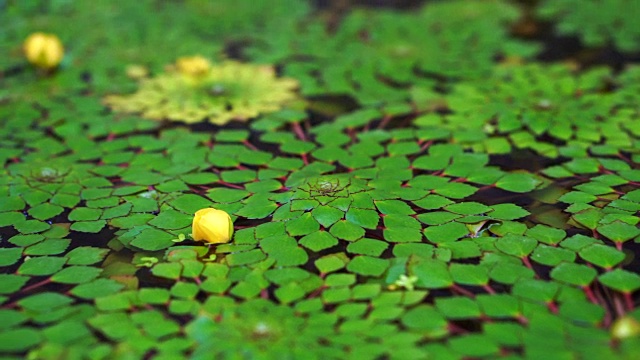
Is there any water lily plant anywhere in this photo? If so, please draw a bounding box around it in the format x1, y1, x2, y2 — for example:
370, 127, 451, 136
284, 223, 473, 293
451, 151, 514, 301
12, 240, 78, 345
104, 57, 300, 124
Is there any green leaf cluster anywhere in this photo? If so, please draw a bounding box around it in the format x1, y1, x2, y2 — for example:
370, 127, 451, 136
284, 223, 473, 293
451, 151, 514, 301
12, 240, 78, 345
538, 0, 640, 52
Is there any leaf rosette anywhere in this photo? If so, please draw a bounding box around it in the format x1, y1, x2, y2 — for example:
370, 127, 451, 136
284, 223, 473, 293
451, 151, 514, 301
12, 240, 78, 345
104, 60, 300, 125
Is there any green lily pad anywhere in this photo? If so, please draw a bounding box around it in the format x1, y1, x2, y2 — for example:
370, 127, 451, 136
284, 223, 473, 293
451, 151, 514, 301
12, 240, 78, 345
597, 221, 640, 243
346, 238, 388, 256
148, 209, 192, 229
299, 231, 339, 252
51, 266, 103, 284
130, 228, 176, 251
345, 208, 380, 229
495, 235, 537, 257
599, 269, 640, 293
578, 244, 626, 269
17, 256, 67, 276
346, 256, 389, 277
27, 202, 64, 220
550, 262, 597, 287
424, 222, 469, 243
0, 248, 23, 267
71, 278, 125, 299
449, 334, 500, 357
412, 259, 453, 289
311, 206, 344, 227
70, 220, 106, 233
0, 328, 43, 353
530, 245, 576, 266
24, 239, 71, 256
286, 212, 320, 236
401, 305, 447, 335
449, 263, 489, 286
436, 297, 481, 319
512, 279, 559, 303
495, 173, 541, 193
0, 275, 29, 294
330, 220, 365, 241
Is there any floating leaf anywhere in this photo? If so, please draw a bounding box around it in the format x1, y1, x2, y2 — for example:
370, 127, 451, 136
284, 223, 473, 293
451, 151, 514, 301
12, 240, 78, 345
530, 245, 576, 266
315, 253, 349, 274
286, 212, 320, 236
599, 269, 640, 293
0, 328, 43, 353
597, 221, 640, 243
345, 208, 380, 229
401, 305, 447, 336
550, 263, 597, 287
17, 256, 67, 276
412, 259, 453, 289
488, 204, 530, 220
449, 264, 489, 286
71, 279, 125, 299
495, 173, 541, 193
346, 256, 389, 277
448, 334, 500, 357
578, 244, 625, 269
51, 266, 103, 284
65, 247, 110, 265
424, 222, 469, 243
0, 248, 23, 267
495, 235, 537, 257
70, 220, 106, 233
330, 220, 365, 241
299, 231, 339, 252
512, 279, 559, 303
477, 294, 520, 318
130, 228, 176, 251
346, 238, 388, 256
436, 297, 481, 319
0, 275, 29, 294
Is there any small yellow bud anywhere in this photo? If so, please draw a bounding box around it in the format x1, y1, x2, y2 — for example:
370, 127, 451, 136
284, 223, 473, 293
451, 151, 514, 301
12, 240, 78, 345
23, 32, 64, 70
175, 56, 211, 77
611, 316, 640, 340
192, 208, 234, 244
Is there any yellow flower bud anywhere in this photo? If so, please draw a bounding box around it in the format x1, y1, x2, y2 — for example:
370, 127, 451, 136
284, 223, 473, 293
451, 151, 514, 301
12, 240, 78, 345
192, 208, 234, 244
23, 32, 64, 70
611, 316, 640, 340
175, 56, 211, 77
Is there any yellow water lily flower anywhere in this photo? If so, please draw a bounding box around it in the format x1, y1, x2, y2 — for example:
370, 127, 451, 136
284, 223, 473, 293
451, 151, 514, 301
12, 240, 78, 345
175, 55, 211, 77
611, 316, 640, 340
192, 208, 234, 244
23, 32, 64, 70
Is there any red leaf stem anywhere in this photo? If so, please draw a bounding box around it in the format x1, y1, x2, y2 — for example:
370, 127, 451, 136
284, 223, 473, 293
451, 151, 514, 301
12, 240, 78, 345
450, 284, 475, 298
291, 121, 307, 141
582, 285, 599, 304
242, 140, 258, 151
377, 115, 392, 130
19, 278, 52, 293
217, 181, 245, 190
623, 292, 634, 311
482, 284, 496, 294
